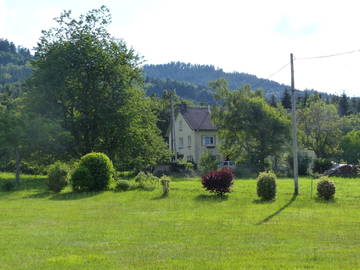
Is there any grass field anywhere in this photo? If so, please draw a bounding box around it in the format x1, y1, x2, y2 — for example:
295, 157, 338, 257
0, 173, 360, 269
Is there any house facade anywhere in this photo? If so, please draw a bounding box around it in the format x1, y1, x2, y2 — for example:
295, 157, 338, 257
168, 104, 222, 164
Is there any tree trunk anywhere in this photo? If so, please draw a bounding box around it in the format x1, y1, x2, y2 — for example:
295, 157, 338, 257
15, 149, 21, 186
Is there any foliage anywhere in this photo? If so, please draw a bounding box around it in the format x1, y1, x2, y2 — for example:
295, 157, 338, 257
287, 150, 312, 176
0, 102, 71, 184
281, 89, 292, 109
198, 151, 218, 174
70, 166, 91, 192
115, 180, 131, 192
212, 80, 291, 172
2, 180, 15, 191
46, 161, 69, 193
256, 171, 277, 201
317, 177, 336, 200
312, 158, 333, 174
201, 167, 234, 196
27, 6, 168, 170
340, 130, 360, 164
134, 171, 159, 189
298, 97, 341, 158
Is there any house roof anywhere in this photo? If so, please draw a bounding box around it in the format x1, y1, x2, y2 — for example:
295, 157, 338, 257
180, 105, 217, 131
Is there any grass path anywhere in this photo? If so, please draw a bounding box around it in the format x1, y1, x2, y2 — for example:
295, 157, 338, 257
0, 174, 360, 269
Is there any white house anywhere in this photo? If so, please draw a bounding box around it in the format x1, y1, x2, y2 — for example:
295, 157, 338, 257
168, 103, 222, 164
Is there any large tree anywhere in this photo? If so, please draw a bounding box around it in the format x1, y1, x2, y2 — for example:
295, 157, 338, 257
298, 97, 341, 158
211, 79, 291, 172
27, 6, 168, 169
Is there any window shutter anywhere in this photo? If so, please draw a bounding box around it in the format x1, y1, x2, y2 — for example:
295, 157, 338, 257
201, 135, 204, 146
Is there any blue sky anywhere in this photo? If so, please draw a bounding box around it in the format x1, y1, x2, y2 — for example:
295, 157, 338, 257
1, 0, 360, 96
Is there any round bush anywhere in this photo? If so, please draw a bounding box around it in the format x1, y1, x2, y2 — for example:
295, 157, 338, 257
71, 152, 114, 192
201, 168, 234, 196
115, 180, 131, 191
47, 161, 69, 193
257, 171, 277, 201
317, 177, 335, 200
70, 165, 92, 192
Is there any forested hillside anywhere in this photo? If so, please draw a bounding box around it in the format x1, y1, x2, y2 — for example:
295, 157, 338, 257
0, 39, 33, 86
143, 62, 327, 102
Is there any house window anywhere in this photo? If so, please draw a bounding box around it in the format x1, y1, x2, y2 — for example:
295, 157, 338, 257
188, 135, 191, 146
187, 155, 193, 162
203, 136, 215, 146
179, 120, 183, 131
179, 137, 184, 148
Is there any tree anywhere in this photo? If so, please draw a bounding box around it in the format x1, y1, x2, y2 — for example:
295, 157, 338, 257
340, 130, 360, 164
298, 97, 341, 158
27, 6, 168, 170
211, 80, 291, 172
0, 101, 70, 184
281, 89, 292, 109
338, 92, 349, 117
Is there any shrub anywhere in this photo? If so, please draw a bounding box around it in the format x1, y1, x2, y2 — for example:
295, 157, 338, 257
2, 181, 15, 191
199, 151, 218, 174
70, 152, 114, 192
70, 166, 92, 192
47, 161, 69, 193
201, 168, 234, 196
317, 177, 336, 200
115, 180, 131, 191
134, 171, 159, 189
256, 171, 277, 201
313, 158, 333, 174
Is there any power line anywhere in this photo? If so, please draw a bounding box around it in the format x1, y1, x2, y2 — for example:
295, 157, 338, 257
266, 62, 290, 79
295, 49, 360, 60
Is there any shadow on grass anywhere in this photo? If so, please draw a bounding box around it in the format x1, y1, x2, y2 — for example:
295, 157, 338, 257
49, 191, 102, 201
255, 194, 298, 225
152, 194, 169, 200
314, 197, 336, 203
21, 190, 102, 200
194, 194, 229, 202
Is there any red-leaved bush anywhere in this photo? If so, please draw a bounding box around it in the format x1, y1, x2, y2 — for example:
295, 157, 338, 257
201, 168, 234, 196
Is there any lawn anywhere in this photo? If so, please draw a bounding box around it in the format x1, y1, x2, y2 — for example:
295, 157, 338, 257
0, 173, 360, 269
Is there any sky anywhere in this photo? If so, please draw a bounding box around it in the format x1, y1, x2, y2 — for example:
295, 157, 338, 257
1, 0, 360, 97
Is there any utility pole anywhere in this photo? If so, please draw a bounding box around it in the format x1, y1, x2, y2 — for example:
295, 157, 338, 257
170, 91, 177, 162
290, 53, 299, 195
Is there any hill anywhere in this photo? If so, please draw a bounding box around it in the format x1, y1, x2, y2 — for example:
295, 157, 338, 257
143, 62, 323, 103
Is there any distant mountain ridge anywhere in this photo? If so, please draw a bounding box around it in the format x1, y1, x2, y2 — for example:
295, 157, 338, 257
143, 61, 323, 103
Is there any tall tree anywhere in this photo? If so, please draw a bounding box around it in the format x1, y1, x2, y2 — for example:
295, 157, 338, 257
211, 79, 291, 172
298, 98, 341, 158
281, 89, 292, 109
338, 92, 349, 116
27, 6, 168, 169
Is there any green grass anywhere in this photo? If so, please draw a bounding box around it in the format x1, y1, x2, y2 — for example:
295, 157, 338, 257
1, 173, 360, 269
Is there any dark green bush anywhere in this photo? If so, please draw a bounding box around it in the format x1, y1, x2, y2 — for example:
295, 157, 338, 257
257, 171, 277, 201
115, 180, 131, 191
317, 177, 336, 200
70, 152, 114, 192
2, 181, 15, 191
313, 158, 333, 174
70, 166, 92, 192
47, 161, 69, 193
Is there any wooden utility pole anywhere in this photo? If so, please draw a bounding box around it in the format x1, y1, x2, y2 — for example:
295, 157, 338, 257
290, 53, 299, 195
170, 92, 177, 162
